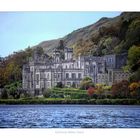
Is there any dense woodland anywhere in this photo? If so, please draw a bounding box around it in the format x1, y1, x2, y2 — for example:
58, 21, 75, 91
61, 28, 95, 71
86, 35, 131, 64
0, 12, 140, 101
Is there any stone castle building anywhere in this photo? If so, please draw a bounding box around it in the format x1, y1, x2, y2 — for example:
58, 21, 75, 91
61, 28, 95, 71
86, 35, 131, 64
22, 41, 130, 95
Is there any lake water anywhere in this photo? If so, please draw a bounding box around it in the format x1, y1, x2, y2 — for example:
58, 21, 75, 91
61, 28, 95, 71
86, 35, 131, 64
0, 105, 140, 128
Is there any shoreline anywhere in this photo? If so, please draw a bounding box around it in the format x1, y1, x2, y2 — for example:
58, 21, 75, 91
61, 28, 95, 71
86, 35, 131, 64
0, 98, 140, 105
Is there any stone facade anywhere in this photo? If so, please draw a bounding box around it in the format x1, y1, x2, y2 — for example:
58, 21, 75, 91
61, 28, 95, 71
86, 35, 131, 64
22, 43, 130, 95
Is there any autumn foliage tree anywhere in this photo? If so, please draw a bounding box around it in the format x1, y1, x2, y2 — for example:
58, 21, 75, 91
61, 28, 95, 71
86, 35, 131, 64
0, 47, 33, 88
129, 82, 140, 98
111, 80, 130, 98
87, 87, 95, 97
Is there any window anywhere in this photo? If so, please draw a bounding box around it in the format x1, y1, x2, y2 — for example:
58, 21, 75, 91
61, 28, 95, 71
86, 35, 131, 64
36, 74, 40, 85
66, 73, 69, 78
71, 63, 74, 68
57, 74, 61, 79
72, 73, 76, 79
47, 73, 49, 79
54, 73, 57, 78
67, 82, 71, 86
77, 62, 79, 67
85, 69, 88, 74
78, 73, 81, 79
109, 71, 112, 82
57, 74, 59, 79
66, 65, 69, 69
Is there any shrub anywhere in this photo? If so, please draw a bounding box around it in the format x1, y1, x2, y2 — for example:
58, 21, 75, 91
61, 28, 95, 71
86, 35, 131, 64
64, 95, 71, 99
51, 87, 88, 99
111, 80, 130, 98
0, 98, 139, 105
106, 94, 113, 99
4, 81, 21, 99
87, 87, 95, 97
129, 82, 140, 91
92, 94, 98, 99
129, 82, 140, 98
71, 82, 76, 88
95, 84, 104, 97
0, 88, 8, 99
103, 86, 112, 91
22, 89, 32, 98
50, 93, 64, 98
129, 68, 140, 82
70, 93, 88, 99
80, 77, 94, 90
56, 82, 64, 88
43, 88, 52, 98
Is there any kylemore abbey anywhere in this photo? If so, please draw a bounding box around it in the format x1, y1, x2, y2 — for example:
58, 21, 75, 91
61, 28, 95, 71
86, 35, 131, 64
22, 41, 130, 95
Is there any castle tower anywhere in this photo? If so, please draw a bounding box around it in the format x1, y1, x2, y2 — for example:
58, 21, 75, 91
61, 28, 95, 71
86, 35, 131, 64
64, 47, 73, 60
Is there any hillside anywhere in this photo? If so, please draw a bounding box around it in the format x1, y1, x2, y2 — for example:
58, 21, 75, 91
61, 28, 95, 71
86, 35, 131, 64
34, 12, 140, 56
0, 12, 140, 89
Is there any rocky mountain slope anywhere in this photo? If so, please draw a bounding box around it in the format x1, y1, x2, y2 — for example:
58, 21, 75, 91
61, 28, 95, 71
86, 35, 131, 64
34, 12, 140, 56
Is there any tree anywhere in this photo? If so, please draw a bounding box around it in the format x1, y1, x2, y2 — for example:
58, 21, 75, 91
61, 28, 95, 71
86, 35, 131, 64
128, 45, 140, 71
0, 47, 33, 88
126, 45, 140, 82
87, 87, 95, 97
129, 68, 140, 82
25, 46, 33, 58
72, 82, 76, 88
43, 88, 52, 98
0, 88, 8, 99
124, 19, 140, 50
129, 82, 140, 98
5, 82, 22, 99
96, 84, 104, 97
34, 47, 44, 56
56, 82, 64, 88
111, 80, 130, 98
80, 77, 94, 90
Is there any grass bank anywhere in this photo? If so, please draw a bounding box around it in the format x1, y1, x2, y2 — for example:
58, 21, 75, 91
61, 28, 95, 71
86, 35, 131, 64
0, 98, 140, 105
